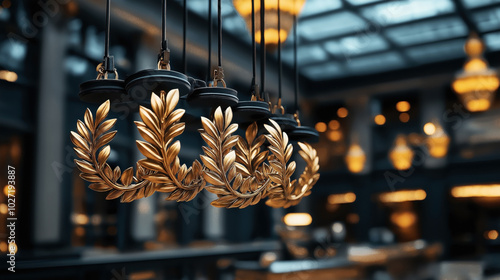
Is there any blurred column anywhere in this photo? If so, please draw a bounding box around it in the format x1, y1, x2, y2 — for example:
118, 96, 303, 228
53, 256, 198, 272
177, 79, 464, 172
420, 88, 447, 168
33, 22, 68, 245
203, 192, 225, 240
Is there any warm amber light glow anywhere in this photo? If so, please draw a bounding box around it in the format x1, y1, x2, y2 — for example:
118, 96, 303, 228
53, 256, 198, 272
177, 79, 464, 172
390, 211, 417, 228
4, 185, 13, 196
451, 184, 500, 198
423, 122, 436, 135
337, 107, 348, 118
379, 189, 427, 203
486, 230, 499, 240
396, 101, 410, 112
75, 226, 85, 237
233, 0, 306, 49
374, 114, 386, 125
399, 113, 410, 123
345, 143, 366, 173
389, 135, 414, 170
327, 130, 342, 142
0, 241, 7, 252
73, 213, 89, 225
8, 242, 17, 254
315, 122, 327, 133
328, 192, 356, 204
283, 213, 312, 226
0, 204, 7, 215
0, 70, 18, 82
453, 35, 499, 112
329, 120, 340, 130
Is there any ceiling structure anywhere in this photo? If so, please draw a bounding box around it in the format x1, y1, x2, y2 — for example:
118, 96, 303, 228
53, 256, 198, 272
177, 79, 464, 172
178, 0, 500, 82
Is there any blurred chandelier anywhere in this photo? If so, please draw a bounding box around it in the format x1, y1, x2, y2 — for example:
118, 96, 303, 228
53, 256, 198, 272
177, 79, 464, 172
389, 135, 414, 170
345, 143, 366, 174
233, 0, 306, 51
452, 34, 499, 112
70, 0, 319, 209
424, 121, 449, 158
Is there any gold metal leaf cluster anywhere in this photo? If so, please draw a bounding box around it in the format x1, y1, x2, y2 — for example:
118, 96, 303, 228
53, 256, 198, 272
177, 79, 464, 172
72, 89, 320, 208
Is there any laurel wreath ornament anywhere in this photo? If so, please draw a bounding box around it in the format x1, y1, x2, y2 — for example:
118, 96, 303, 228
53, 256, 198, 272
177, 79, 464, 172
71, 88, 320, 208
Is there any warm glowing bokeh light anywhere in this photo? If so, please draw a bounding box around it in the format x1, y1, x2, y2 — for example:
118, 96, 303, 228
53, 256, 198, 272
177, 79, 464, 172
328, 192, 356, 204
315, 122, 327, 133
0, 241, 7, 252
73, 213, 89, 225
486, 230, 499, 240
451, 184, 500, 198
327, 130, 342, 142
0, 204, 7, 214
337, 107, 348, 118
328, 120, 340, 130
379, 189, 427, 203
0, 70, 18, 82
390, 211, 417, 228
283, 213, 312, 226
75, 226, 85, 237
345, 143, 366, 173
374, 114, 386, 125
4, 185, 13, 196
399, 113, 410, 123
423, 122, 436, 135
396, 101, 410, 112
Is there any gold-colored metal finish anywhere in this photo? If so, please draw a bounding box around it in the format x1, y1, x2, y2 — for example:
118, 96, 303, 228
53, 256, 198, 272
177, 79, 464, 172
71, 89, 205, 203
211, 66, 227, 88
96, 63, 119, 80
263, 120, 320, 208
72, 89, 320, 208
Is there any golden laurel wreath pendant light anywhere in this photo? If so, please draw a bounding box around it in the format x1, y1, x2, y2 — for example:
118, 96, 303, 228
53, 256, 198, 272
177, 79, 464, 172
71, 0, 320, 208
79, 0, 127, 104
72, 89, 320, 208
123, 0, 191, 104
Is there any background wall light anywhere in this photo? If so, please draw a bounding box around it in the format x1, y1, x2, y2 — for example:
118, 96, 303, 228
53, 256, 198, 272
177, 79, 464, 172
425, 121, 449, 158
451, 184, 500, 198
283, 213, 312, 226
328, 192, 356, 204
379, 189, 427, 203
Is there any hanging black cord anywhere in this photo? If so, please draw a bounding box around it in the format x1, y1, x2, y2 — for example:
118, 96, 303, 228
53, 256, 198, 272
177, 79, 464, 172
162, 0, 167, 50
260, 0, 266, 97
217, 0, 222, 67
208, 0, 212, 81
251, 0, 256, 90
182, 0, 187, 73
293, 13, 299, 113
277, 0, 282, 100
104, 0, 110, 59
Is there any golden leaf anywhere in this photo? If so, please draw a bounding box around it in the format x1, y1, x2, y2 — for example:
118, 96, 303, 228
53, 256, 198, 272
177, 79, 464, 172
136, 140, 163, 162
89, 183, 112, 192
139, 106, 160, 133
70, 131, 89, 151
121, 167, 134, 186
97, 146, 111, 166
95, 119, 117, 137
95, 100, 110, 125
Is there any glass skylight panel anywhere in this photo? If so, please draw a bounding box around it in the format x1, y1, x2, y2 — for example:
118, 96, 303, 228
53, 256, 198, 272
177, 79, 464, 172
299, 11, 366, 41
484, 31, 500, 51
282, 45, 328, 66
300, 0, 342, 18
324, 34, 388, 58
385, 17, 467, 46
345, 52, 404, 74
360, 0, 455, 26
303, 62, 345, 80
346, 0, 382, 5
472, 8, 500, 32
405, 39, 465, 63
461, 0, 500, 9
